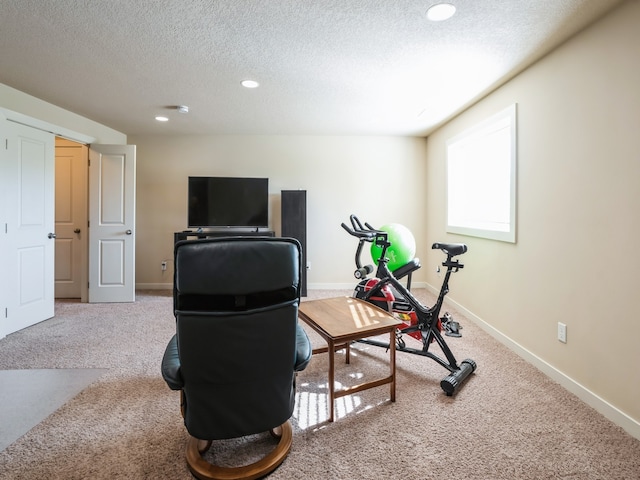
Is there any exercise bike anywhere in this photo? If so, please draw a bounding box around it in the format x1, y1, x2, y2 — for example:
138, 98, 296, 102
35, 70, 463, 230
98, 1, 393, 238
341, 215, 476, 396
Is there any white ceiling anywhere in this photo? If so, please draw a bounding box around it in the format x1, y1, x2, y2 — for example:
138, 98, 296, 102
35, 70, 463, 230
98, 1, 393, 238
0, 0, 625, 137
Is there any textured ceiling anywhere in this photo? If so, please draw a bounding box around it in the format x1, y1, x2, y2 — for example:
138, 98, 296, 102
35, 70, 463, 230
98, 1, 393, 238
0, 0, 625, 137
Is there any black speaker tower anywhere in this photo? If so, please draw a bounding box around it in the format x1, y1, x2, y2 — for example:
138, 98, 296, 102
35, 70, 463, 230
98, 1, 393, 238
281, 190, 307, 296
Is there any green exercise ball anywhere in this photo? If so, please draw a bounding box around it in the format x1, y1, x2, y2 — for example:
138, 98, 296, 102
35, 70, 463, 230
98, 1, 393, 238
370, 223, 416, 271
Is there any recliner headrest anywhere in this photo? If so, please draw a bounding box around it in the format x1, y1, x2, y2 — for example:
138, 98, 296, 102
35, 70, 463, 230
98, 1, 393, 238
174, 237, 301, 299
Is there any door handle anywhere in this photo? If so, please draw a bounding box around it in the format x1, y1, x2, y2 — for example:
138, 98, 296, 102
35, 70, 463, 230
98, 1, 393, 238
126, 229, 132, 235
74, 228, 81, 234
48, 233, 56, 239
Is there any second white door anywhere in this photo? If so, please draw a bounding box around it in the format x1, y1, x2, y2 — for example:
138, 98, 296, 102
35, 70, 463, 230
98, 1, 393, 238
88, 144, 136, 303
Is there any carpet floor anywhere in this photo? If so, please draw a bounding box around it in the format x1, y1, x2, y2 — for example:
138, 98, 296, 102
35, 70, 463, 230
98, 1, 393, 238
0, 290, 638, 479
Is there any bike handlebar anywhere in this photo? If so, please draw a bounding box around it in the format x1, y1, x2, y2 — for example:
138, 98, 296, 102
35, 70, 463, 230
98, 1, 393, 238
343, 215, 468, 261
340, 222, 375, 239
341, 215, 384, 241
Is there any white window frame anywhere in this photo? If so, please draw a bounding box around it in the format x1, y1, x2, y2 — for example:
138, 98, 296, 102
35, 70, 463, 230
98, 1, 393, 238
446, 104, 517, 243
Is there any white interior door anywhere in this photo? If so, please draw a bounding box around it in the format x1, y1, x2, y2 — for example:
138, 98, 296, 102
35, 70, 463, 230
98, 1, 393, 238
0, 115, 8, 339
2, 120, 55, 334
88, 144, 136, 303
55, 138, 88, 299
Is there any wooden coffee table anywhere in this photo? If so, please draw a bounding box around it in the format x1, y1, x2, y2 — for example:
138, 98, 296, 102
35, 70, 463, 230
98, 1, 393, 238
298, 296, 403, 422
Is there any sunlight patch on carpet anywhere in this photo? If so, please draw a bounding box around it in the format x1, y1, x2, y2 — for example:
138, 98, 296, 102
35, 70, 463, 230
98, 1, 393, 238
294, 384, 363, 429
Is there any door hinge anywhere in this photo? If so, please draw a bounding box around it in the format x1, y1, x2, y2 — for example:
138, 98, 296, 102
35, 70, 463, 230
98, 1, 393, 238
4, 307, 7, 318
5, 138, 7, 150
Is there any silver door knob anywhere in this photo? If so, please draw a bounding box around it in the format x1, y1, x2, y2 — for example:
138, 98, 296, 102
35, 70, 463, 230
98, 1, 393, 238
48, 233, 56, 239
126, 229, 132, 235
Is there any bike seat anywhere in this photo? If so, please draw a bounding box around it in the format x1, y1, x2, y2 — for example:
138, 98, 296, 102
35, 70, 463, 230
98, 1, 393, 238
432, 242, 467, 257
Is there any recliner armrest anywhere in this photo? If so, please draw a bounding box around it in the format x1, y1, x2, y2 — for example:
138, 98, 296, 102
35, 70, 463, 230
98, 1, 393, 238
161, 335, 183, 390
295, 324, 312, 372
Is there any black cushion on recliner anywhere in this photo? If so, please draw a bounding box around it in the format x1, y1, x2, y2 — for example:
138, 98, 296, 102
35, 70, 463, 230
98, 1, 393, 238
161, 236, 312, 442
177, 305, 297, 440
161, 334, 181, 390
173, 237, 301, 312
294, 324, 312, 371
162, 322, 311, 392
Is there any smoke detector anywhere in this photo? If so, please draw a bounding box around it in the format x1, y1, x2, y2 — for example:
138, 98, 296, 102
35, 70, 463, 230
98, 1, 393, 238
176, 105, 189, 114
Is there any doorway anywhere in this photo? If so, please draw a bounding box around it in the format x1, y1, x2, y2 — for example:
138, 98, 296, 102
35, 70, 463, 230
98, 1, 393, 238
54, 138, 88, 300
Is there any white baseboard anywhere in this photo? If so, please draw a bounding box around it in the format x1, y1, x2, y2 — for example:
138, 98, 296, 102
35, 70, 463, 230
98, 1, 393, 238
136, 283, 172, 290
307, 283, 353, 290
137, 282, 363, 291
137, 282, 431, 292
442, 292, 640, 441
307, 281, 429, 291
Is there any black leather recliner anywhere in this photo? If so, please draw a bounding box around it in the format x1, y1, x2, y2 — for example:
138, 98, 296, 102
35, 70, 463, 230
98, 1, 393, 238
161, 237, 312, 480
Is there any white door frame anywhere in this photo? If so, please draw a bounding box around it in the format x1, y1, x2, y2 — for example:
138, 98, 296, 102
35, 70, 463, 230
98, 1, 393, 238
0, 108, 96, 146
0, 112, 8, 339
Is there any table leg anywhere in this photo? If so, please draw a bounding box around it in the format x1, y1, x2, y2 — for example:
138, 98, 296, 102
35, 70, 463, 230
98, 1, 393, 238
390, 328, 396, 402
328, 338, 335, 422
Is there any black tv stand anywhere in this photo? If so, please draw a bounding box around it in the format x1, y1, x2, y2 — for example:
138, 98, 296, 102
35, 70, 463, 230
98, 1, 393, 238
174, 229, 275, 245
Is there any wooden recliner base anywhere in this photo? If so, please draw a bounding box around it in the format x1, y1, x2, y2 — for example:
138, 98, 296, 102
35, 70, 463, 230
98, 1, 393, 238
185, 421, 293, 480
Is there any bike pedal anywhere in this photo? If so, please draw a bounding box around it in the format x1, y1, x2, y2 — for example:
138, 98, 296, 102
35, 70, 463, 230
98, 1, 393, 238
444, 320, 462, 337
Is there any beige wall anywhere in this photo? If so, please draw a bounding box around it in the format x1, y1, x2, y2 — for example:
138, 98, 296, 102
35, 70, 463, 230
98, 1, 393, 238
129, 134, 429, 289
424, 0, 640, 434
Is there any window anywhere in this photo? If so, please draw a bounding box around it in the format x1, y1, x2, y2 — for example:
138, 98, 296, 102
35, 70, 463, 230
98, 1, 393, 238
446, 104, 517, 243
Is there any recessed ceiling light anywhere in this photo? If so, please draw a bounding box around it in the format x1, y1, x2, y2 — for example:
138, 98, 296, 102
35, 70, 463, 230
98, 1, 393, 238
155, 116, 169, 122
427, 3, 456, 21
241, 80, 260, 89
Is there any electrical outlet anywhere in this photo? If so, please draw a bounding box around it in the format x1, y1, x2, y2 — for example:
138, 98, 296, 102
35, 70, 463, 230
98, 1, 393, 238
557, 322, 567, 343
161, 261, 167, 271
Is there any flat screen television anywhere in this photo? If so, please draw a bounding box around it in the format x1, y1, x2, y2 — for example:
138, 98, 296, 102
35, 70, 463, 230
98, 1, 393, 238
188, 176, 269, 229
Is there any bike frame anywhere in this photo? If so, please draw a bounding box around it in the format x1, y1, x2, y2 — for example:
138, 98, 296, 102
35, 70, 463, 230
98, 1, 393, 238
342, 215, 476, 395
357, 231, 463, 372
